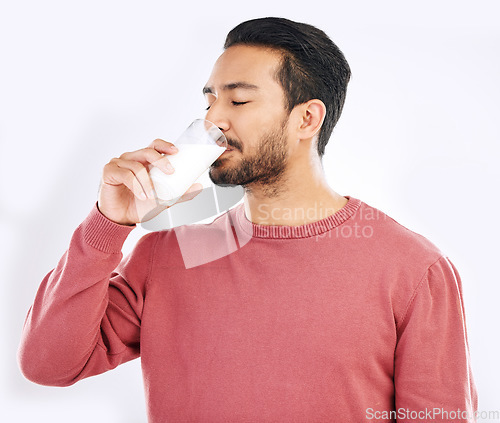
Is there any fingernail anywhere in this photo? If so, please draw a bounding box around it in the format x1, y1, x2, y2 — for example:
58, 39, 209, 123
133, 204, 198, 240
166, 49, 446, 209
165, 163, 174, 173
170, 145, 178, 152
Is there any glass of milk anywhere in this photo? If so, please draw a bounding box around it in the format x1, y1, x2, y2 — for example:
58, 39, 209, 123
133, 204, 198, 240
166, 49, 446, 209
148, 119, 227, 206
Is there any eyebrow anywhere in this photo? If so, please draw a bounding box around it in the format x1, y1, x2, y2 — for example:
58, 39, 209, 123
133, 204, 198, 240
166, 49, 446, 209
202, 82, 260, 95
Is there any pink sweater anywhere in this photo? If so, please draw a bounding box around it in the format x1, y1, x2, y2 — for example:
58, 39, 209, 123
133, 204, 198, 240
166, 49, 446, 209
18, 196, 478, 422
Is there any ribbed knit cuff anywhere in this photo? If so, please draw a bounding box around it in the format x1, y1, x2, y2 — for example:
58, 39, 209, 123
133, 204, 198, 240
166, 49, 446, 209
81, 201, 136, 254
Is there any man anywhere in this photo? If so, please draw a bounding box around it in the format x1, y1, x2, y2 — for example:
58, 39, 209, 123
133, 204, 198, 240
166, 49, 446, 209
18, 17, 478, 422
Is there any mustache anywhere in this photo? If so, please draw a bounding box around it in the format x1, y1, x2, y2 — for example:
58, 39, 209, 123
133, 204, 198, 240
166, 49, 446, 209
226, 138, 243, 151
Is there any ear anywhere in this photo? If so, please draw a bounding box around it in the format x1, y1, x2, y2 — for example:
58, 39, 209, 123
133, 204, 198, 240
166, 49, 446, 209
295, 99, 326, 141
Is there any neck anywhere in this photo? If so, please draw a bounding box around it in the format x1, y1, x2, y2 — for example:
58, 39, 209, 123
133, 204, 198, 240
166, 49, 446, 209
243, 153, 348, 226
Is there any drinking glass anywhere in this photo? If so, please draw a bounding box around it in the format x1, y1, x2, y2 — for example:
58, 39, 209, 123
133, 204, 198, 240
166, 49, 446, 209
149, 119, 227, 206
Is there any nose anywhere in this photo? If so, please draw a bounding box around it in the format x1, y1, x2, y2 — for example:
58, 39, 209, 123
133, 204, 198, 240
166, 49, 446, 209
205, 102, 230, 133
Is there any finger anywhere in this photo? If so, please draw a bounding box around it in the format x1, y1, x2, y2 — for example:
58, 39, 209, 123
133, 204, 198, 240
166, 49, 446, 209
118, 151, 174, 175
108, 158, 156, 200
120, 143, 177, 174
102, 164, 147, 201
147, 138, 178, 154
146, 139, 179, 174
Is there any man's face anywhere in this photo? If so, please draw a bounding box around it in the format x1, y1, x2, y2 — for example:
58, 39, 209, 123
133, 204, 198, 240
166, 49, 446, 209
203, 45, 292, 190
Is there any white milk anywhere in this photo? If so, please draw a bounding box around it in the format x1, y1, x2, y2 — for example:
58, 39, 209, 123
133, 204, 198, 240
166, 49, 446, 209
149, 143, 226, 206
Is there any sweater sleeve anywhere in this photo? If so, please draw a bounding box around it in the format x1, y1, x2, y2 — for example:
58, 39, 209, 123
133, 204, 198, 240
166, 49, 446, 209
394, 255, 478, 422
17, 201, 158, 387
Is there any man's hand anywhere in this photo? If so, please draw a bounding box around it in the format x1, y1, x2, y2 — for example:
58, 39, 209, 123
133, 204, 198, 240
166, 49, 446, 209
97, 138, 203, 226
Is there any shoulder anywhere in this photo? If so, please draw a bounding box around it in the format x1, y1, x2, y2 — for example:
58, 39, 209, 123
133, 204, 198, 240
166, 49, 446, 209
352, 199, 460, 325
353, 199, 445, 266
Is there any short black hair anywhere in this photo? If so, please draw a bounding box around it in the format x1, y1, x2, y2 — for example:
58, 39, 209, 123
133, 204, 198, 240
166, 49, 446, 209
224, 17, 351, 157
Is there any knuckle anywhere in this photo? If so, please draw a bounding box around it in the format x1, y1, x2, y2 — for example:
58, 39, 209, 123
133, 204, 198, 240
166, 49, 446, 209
149, 138, 169, 148
103, 162, 115, 172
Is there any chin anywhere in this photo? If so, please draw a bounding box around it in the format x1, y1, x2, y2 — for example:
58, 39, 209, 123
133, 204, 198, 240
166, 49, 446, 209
208, 166, 222, 183
209, 166, 236, 187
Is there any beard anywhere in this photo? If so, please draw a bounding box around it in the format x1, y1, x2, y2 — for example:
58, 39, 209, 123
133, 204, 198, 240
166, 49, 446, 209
208, 116, 290, 197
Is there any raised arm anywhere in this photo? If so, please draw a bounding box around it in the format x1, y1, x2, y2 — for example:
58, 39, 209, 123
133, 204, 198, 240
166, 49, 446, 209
18, 137, 201, 386
17, 202, 156, 386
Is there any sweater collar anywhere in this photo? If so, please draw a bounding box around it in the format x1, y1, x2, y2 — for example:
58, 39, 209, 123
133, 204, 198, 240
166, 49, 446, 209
233, 196, 361, 240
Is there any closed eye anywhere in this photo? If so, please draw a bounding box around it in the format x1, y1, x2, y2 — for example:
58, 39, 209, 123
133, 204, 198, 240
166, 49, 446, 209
205, 101, 249, 111
205, 101, 248, 110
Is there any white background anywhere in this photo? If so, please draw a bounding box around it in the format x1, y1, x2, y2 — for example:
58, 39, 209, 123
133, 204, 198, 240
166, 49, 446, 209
1, 0, 499, 421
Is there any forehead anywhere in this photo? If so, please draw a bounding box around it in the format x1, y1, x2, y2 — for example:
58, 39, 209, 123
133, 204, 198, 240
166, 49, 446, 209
205, 45, 283, 93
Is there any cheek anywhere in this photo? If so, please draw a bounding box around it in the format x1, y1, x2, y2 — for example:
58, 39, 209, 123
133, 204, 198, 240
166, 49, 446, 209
233, 103, 285, 132
230, 102, 288, 150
